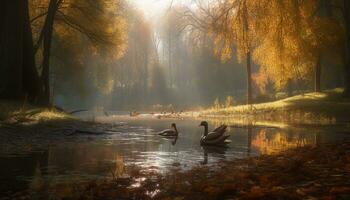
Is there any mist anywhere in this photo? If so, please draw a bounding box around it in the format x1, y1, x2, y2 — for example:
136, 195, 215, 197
49, 1, 249, 111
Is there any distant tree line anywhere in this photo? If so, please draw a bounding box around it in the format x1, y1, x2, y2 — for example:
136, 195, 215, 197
1, 0, 349, 110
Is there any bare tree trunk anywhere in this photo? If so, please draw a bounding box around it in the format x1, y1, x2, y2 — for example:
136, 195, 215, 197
23, 0, 41, 102
143, 51, 149, 104
344, 0, 350, 97
315, 55, 322, 92
41, 0, 61, 105
246, 51, 253, 104
168, 31, 172, 88
243, 0, 253, 105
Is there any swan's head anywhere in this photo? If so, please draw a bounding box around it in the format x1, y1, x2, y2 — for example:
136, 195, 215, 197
171, 123, 176, 128
199, 121, 208, 127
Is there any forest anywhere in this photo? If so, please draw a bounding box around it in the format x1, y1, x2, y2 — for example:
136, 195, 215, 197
0, 0, 350, 199
1, 0, 348, 109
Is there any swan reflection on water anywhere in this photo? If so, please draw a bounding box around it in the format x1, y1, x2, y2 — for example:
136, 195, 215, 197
161, 135, 178, 145
201, 145, 228, 165
172, 136, 178, 145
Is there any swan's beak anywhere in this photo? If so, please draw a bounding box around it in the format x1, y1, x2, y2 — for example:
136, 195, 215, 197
198, 124, 201, 127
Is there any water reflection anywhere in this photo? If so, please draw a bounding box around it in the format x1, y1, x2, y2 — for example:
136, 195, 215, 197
0, 117, 349, 196
172, 136, 178, 145
251, 128, 318, 154
247, 126, 252, 157
109, 154, 125, 181
201, 145, 228, 165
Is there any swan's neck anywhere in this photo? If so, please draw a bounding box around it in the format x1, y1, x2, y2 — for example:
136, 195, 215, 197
203, 125, 208, 136
173, 126, 178, 135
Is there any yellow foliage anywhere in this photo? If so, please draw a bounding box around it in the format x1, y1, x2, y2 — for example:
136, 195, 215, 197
208, 0, 344, 90
29, 0, 128, 95
252, 70, 269, 94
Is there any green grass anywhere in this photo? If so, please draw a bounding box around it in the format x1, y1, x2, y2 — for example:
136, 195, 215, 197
200, 88, 350, 123
0, 100, 72, 124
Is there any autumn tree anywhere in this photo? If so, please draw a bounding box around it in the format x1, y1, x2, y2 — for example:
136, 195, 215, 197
196, 0, 256, 104
252, 0, 344, 93
195, 0, 264, 99
29, 0, 127, 105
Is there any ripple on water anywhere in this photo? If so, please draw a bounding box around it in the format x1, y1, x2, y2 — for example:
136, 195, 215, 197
1, 117, 350, 195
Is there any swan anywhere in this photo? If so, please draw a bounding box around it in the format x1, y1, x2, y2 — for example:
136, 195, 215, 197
199, 121, 230, 145
158, 123, 179, 137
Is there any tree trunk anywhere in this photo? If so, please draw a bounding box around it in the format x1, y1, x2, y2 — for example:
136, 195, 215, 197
343, 0, 350, 97
41, 0, 61, 105
315, 55, 322, 92
0, 0, 25, 99
168, 31, 172, 88
287, 78, 293, 96
22, 0, 41, 102
143, 51, 149, 103
243, 0, 252, 105
246, 51, 253, 104
0, 0, 41, 102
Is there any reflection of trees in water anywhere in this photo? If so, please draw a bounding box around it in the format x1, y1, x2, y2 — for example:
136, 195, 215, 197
0, 150, 48, 195
29, 162, 45, 191
109, 154, 125, 181
247, 126, 252, 157
251, 129, 318, 154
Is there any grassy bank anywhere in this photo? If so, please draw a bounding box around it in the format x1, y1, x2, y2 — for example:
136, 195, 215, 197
0, 100, 72, 124
199, 88, 350, 124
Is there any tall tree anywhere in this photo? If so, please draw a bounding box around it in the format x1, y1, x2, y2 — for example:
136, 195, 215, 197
29, 0, 127, 105
310, 0, 343, 92
40, 0, 62, 105
249, 0, 343, 94
252, 0, 313, 91
343, 0, 350, 97
207, 0, 255, 104
0, 0, 41, 102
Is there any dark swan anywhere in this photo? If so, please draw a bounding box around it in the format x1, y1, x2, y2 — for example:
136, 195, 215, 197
158, 123, 179, 137
199, 121, 230, 145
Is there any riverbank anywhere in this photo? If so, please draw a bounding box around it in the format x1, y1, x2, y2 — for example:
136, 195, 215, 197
8, 141, 349, 200
0, 100, 119, 136
1, 100, 350, 200
198, 89, 350, 125
0, 100, 72, 125
2, 103, 136, 144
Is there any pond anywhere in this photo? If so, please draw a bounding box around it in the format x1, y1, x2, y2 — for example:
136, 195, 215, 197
0, 113, 349, 195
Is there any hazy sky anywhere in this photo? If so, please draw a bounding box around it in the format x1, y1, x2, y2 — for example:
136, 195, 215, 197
131, 0, 194, 19
131, 0, 174, 18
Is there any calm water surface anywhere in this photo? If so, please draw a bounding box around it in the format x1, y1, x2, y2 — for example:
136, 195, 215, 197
0, 113, 349, 195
